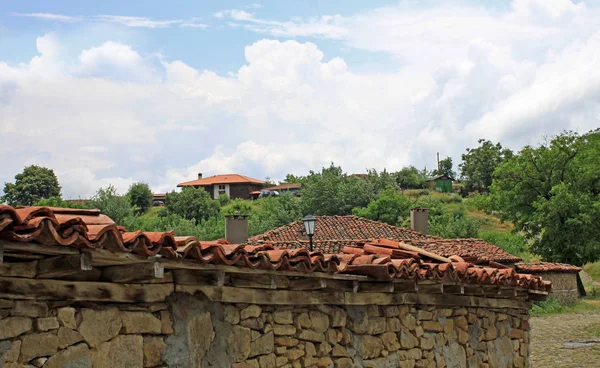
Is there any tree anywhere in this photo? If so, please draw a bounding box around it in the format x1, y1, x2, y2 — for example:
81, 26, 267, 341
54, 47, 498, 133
459, 139, 513, 193
301, 163, 374, 216
2, 165, 61, 206
165, 187, 220, 222
353, 186, 412, 225
394, 166, 427, 189
366, 169, 397, 194
127, 182, 153, 214
87, 185, 133, 226
433, 157, 455, 178
489, 130, 600, 265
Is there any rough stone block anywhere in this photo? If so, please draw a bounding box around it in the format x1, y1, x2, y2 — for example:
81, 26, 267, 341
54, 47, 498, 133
273, 310, 293, 325
57, 326, 84, 348
223, 305, 240, 324
12, 301, 48, 318
36, 317, 59, 331
20, 332, 59, 362
333, 357, 353, 368
143, 336, 167, 367
275, 337, 299, 347
57, 307, 77, 329
240, 305, 262, 320
309, 311, 329, 334
92, 335, 143, 368
353, 335, 383, 359
400, 330, 419, 349
232, 359, 259, 368
380, 332, 401, 352
0, 340, 21, 363
240, 318, 264, 331
249, 331, 274, 358
78, 308, 122, 347
0, 317, 32, 340
387, 317, 402, 332
273, 324, 296, 336
298, 330, 324, 343
187, 312, 215, 366
120, 312, 162, 334
259, 353, 277, 368
296, 313, 311, 329
285, 348, 305, 361
422, 321, 442, 332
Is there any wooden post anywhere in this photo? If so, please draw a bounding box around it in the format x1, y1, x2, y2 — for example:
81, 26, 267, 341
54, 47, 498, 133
37, 253, 94, 279
0, 243, 3, 265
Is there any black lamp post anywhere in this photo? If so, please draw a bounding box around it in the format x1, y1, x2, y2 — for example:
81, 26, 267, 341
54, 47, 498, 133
303, 215, 317, 252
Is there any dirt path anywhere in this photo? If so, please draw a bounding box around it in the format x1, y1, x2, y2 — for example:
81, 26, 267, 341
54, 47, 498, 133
531, 312, 600, 367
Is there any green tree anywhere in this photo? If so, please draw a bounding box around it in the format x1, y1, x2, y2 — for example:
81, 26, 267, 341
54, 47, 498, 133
127, 182, 153, 214
165, 187, 220, 222
2, 165, 61, 206
490, 130, 600, 265
87, 185, 133, 226
301, 164, 374, 216
366, 169, 397, 194
394, 166, 427, 189
459, 139, 513, 193
353, 186, 412, 225
433, 157, 455, 178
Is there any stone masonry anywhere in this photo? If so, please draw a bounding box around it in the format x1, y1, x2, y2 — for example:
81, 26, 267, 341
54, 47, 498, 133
0, 294, 531, 368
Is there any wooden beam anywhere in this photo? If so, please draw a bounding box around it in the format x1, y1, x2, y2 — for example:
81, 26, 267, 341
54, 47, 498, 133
0, 243, 3, 264
443, 285, 464, 295
173, 269, 224, 285
288, 278, 327, 291
230, 274, 289, 289
0, 240, 79, 257
101, 262, 164, 283
358, 282, 394, 293
527, 289, 549, 301
177, 284, 346, 305
417, 283, 444, 294
0, 261, 38, 278
0, 276, 173, 303
37, 253, 93, 279
397, 242, 452, 263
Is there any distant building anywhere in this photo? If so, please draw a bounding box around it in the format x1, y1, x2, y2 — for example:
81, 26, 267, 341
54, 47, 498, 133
177, 173, 265, 200
426, 175, 454, 193
251, 183, 302, 199
152, 193, 166, 206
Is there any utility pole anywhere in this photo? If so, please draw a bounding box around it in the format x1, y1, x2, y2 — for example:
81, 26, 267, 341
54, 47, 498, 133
436, 152, 440, 171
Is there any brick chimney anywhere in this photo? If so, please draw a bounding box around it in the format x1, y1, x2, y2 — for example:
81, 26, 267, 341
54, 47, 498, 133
225, 214, 248, 244
410, 208, 428, 234
198, 173, 203, 179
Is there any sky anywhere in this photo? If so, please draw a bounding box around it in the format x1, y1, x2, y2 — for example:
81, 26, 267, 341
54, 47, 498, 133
1, 0, 599, 199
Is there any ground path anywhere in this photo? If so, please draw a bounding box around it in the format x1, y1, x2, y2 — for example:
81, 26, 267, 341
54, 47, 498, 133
531, 311, 600, 367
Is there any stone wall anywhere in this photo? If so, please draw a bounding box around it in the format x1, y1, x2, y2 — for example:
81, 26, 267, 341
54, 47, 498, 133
531, 273, 578, 305
0, 293, 531, 368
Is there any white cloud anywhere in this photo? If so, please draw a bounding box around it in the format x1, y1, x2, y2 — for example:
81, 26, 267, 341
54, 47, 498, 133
3, 0, 600, 199
11, 12, 81, 22
12, 13, 183, 28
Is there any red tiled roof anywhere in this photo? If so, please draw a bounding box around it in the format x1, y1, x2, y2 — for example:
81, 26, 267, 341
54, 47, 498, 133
411, 239, 522, 264
249, 216, 438, 243
152, 193, 166, 198
248, 216, 519, 263
265, 183, 301, 191
0, 206, 551, 292
515, 262, 582, 274
178, 174, 264, 187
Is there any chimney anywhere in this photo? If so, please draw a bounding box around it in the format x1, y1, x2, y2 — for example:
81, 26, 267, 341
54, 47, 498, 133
198, 172, 203, 179
410, 208, 428, 234
225, 214, 248, 244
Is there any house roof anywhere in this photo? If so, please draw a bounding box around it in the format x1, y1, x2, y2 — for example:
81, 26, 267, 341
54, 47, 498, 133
515, 262, 582, 274
0, 205, 550, 293
152, 193, 166, 198
177, 174, 264, 187
248, 216, 520, 263
265, 183, 302, 191
249, 215, 438, 244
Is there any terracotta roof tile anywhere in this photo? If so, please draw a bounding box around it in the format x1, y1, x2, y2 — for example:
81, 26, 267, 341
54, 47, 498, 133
249, 216, 521, 263
515, 262, 582, 273
177, 174, 264, 187
0, 205, 550, 292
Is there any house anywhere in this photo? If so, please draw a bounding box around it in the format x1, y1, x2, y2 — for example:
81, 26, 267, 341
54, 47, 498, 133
515, 262, 584, 304
152, 193, 166, 206
177, 173, 265, 199
426, 174, 454, 193
248, 215, 522, 265
0, 204, 550, 367
251, 183, 302, 199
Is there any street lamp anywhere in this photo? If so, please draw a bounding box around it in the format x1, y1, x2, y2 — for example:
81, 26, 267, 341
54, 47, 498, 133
303, 215, 317, 252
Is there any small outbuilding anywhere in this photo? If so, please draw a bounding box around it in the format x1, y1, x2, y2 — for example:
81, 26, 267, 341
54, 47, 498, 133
515, 262, 583, 304
426, 175, 454, 193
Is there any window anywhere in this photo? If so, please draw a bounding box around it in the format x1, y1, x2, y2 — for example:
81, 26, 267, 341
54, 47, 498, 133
218, 185, 226, 195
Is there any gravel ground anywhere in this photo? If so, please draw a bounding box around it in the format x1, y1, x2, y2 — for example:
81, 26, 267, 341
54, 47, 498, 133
531, 312, 600, 367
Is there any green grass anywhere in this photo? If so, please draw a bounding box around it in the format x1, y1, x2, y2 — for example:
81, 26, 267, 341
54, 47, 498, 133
584, 262, 600, 283
530, 297, 600, 316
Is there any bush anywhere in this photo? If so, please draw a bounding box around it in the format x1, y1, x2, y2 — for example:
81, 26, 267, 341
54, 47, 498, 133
583, 262, 600, 283
428, 206, 481, 238
165, 187, 220, 222
126, 182, 153, 215
87, 185, 133, 226
352, 187, 412, 226
36, 197, 87, 209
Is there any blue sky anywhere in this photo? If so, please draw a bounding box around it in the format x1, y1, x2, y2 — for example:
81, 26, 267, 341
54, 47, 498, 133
1, 0, 599, 198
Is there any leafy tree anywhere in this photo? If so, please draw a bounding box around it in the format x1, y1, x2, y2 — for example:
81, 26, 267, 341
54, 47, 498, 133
394, 166, 427, 189
460, 139, 513, 193
165, 187, 220, 222
36, 196, 87, 209
281, 174, 306, 185
490, 130, 600, 265
301, 164, 374, 216
127, 182, 153, 214
87, 185, 133, 226
366, 169, 397, 194
2, 165, 61, 206
353, 186, 412, 225
433, 157, 455, 178
428, 206, 480, 238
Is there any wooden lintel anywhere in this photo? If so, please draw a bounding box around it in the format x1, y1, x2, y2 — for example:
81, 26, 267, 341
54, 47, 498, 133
230, 274, 289, 289
417, 283, 444, 294
288, 278, 327, 291
0, 276, 173, 303
443, 285, 464, 295
101, 262, 164, 283
527, 289, 549, 301
463, 286, 484, 296
358, 282, 394, 293
182, 285, 532, 309
0, 240, 79, 257
173, 269, 225, 285
0, 260, 38, 278
37, 253, 94, 279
